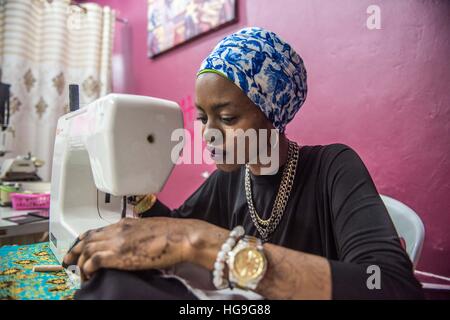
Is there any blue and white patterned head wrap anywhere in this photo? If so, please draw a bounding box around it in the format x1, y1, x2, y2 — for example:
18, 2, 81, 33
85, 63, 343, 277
197, 27, 307, 133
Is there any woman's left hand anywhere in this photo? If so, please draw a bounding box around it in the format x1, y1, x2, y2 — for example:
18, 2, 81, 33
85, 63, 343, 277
62, 217, 224, 280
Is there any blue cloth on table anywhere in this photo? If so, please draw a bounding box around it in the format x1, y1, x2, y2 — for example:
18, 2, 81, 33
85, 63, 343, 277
0, 242, 75, 300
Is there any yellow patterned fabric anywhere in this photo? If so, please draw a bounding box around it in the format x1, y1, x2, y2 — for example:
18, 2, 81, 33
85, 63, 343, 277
0, 242, 76, 300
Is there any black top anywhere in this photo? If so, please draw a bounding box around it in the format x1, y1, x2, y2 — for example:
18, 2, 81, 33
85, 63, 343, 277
143, 143, 424, 299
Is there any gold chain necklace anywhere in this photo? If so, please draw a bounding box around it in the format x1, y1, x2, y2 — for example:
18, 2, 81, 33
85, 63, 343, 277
244, 141, 300, 241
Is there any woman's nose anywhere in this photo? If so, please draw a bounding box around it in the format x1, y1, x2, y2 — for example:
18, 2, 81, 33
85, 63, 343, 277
203, 126, 221, 145
203, 127, 215, 143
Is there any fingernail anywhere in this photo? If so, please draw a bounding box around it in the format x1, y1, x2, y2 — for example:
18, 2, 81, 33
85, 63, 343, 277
68, 237, 81, 252
62, 237, 81, 268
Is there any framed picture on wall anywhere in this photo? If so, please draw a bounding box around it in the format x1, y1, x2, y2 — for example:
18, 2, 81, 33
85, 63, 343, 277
147, 0, 238, 58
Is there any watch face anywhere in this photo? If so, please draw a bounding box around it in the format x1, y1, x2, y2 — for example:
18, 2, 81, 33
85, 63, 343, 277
232, 247, 265, 281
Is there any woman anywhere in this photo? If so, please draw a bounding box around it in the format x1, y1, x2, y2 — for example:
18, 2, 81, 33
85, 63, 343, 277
64, 27, 423, 299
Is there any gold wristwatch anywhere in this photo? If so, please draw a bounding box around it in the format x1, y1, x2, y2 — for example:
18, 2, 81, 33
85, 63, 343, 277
227, 235, 267, 290
130, 194, 157, 218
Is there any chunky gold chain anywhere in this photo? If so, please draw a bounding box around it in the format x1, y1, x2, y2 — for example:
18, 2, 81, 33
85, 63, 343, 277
244, 141, 300, 242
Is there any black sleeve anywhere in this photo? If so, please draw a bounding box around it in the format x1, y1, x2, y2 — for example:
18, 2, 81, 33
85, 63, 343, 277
139, 198, 172, 218
325, 144, 424, 299
140, 170, 228, 228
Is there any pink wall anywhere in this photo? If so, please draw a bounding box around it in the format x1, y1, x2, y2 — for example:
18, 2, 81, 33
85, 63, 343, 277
89, 0, 450, 278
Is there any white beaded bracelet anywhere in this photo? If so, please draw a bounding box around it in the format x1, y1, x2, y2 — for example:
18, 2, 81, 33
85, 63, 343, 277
212, 225, 245, 289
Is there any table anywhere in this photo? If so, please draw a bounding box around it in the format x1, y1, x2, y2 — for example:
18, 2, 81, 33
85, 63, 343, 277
0, 207, 49, 245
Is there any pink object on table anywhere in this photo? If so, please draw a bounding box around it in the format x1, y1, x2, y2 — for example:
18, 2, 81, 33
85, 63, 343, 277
10, 193, 50, 210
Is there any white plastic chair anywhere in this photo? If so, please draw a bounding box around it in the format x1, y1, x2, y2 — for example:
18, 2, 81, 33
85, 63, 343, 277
380, 195, 425, 268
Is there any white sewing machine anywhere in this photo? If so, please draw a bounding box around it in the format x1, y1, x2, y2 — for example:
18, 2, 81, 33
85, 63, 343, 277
49, 93, 184, 263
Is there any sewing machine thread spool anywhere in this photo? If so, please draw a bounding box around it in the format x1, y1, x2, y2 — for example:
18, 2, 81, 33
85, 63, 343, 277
33, 265, 64, 272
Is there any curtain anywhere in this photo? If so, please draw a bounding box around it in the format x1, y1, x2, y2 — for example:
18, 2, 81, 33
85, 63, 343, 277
0, 0, 115, 180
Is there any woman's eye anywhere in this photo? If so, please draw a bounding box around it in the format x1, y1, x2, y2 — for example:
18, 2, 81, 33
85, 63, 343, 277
196, 116, 207, 124
221, 116, 237, 124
